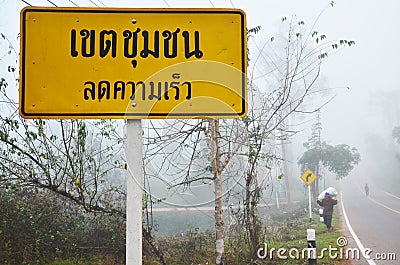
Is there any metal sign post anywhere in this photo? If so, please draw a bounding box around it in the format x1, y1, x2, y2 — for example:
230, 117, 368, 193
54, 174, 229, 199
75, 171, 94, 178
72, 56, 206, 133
308, 185, 312, 222
300, 169, 317, 222
125, 120, 143, 264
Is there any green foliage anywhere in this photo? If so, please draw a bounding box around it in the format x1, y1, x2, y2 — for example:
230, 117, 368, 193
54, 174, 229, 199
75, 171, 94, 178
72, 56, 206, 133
247, 25, 262, 63
299, 113, 359, 179
275, 13, 355, 62
224, 204, 347, 265
298, 148, 320, 166
321, 144, 360, 177
77, 120, 87, 152
247, 25, 261, 35
0, 188, 125, 265
0, 77, 7, 92
298, 142, 360, 178
0, 104, 126, 214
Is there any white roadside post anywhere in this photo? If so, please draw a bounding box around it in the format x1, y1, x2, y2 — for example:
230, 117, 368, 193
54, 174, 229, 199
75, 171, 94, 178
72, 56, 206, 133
126, 120, 143, 265
307, 228, 317, 265
319, 208, 324, 222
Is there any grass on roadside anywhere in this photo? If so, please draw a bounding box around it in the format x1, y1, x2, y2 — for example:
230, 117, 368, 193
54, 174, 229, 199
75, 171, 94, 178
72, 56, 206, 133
257, 211, 352, 265
40, 205, 352, 265
30, 254, 123, 265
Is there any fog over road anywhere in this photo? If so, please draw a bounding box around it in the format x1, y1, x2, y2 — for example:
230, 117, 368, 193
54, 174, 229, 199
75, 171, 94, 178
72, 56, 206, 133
340, 174, 399, 265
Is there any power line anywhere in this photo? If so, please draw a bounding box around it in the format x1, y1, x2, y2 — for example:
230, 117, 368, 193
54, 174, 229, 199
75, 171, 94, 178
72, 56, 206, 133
68, 0, 78, 6
96, 0, 106, 6
229, 0, 235, 8
208, 0, 215, 7
162, 0, 170, 7
88, 0, 99, 7
46, 0, 57, 7
20, 0, 32, 6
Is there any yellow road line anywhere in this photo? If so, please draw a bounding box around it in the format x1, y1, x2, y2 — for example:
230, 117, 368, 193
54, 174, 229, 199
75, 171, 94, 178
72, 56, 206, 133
356, 184, 400, 214
384, 191, 400, 200
368, 196, 400, 215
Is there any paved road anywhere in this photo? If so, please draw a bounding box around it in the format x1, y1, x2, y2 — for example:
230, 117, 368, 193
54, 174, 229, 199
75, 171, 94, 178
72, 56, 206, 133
340, 174, 399, 265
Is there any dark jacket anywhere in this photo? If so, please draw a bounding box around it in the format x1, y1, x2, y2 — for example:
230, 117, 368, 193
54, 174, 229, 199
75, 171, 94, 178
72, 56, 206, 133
317, 197, 337, 215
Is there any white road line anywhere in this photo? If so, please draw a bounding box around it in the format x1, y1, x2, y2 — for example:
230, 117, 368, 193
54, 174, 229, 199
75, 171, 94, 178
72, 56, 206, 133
341, 192, 376, 265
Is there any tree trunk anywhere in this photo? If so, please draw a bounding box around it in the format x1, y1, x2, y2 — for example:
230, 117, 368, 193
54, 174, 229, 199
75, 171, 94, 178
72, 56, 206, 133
245, 172, 261, 261
280, 137, 291, 206
315, 161, 320, 198
143, 229, 167, 265
245, 173, 253, 256
215, 172, 225, 265
211, 120, 226, 265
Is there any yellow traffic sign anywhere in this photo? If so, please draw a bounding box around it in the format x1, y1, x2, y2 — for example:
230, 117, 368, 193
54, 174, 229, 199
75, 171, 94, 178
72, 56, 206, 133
19, 7, 247, 119
300, 169, 317, 186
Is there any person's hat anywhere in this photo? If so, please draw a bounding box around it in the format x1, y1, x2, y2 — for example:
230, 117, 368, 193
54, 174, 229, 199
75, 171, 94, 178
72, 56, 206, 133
325, 192, 330, 197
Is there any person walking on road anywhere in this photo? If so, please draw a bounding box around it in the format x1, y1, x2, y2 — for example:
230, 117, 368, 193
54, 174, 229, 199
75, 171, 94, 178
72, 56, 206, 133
365, 183, 369, 197
317, 192, 337, 231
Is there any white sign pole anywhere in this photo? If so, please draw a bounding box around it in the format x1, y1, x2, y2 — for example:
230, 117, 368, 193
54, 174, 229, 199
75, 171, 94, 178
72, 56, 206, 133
308, 185, 312, 222
126, 119, 143, 265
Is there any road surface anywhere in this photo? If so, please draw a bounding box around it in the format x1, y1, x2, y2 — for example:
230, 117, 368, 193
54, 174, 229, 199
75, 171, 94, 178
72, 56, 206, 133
339, 174, 399, 265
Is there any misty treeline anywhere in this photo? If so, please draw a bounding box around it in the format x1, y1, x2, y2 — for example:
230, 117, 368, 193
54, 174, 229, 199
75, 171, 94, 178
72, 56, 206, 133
0, 10, 357, 265
392, 127, 400, 159
298, 112, 360, 197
